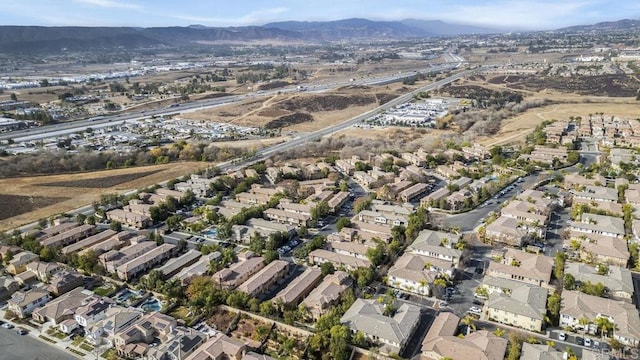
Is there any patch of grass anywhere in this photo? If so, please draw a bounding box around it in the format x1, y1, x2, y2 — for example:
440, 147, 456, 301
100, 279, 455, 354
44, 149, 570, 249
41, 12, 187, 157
93, 285, 115, 297
80, 343, 94, 352
101, 348, 123, 360
72, 335, 85, 346
66, 347, 86, 357
169, 306, 196, 323
39, 334, 57, 343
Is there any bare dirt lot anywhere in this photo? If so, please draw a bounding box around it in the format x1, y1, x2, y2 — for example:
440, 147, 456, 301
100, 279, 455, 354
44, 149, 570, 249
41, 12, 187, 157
0, 162, 207, 232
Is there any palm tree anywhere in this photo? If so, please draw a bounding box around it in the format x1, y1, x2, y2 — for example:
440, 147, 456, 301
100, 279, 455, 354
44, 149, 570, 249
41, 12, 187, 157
461, 315, 476, 335
595, 317, 614, 341
418, 278, 429, 304
578, 316, 590, 339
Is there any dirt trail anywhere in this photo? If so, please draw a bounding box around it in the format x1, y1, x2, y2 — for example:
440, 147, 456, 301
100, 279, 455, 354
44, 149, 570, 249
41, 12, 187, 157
227, 94, 294, 124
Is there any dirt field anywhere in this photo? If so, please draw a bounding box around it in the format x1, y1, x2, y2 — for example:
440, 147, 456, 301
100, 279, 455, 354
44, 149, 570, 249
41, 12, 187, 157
207, 308, 236, 332
182, 82, 418, 131
480, 102, 640, 147
0, 162, 207, 232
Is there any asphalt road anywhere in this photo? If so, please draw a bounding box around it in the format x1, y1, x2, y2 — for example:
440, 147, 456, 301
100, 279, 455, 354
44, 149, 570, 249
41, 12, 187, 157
0, 327, 77, 360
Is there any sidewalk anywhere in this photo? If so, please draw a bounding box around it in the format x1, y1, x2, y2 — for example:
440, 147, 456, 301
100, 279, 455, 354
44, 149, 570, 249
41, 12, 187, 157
0, 307, 101, 360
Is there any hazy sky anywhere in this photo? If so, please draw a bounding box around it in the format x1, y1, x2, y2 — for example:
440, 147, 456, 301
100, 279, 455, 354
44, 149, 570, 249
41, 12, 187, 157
1, 0, 639, 30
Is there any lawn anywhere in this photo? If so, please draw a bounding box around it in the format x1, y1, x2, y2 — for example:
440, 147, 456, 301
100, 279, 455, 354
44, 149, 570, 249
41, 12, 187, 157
169, 306, 197, 324
80, 343, 95, 352
72, 335, 85, 346
93, 284, 116, 297
101, 348, 123, 360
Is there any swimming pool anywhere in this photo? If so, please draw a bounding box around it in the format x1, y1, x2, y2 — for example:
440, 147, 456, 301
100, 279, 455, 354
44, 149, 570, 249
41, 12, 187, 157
202, 228, 218, 238
113, 289, 140, 303
139, 297, 162, 312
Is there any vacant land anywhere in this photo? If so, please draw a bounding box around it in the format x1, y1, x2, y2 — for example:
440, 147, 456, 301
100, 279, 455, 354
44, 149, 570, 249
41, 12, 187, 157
183, 83, 418, 132
481, 102, 640, 147
0, 162, 207, 232
0, 194, 69, 221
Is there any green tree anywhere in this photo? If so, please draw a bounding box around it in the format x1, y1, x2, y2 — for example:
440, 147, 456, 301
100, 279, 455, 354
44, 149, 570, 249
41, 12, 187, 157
336, 217, 352, 232
109, 221, 122, 232
547, 293, 561, 326
329, 325, 351, 360
321, 262, 335, 276
563, 273, 576, 290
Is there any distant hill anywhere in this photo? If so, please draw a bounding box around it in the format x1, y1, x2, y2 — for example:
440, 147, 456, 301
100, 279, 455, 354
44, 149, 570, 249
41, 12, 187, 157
263, 18, 498, 39
0, 17, 635, 54
400, 19, 497, 36
264, 18, 428, 40
0, 25, 302, 54
556, 19, 640, 32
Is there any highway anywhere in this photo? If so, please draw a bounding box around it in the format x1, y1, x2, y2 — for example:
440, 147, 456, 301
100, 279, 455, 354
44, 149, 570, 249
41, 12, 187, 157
0, 61, 459, 143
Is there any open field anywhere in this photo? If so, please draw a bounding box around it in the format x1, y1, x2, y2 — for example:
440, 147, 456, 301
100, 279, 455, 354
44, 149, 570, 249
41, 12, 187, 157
184, 82, 419, 131
0, 161, 208, 232
480, 101, 640, 147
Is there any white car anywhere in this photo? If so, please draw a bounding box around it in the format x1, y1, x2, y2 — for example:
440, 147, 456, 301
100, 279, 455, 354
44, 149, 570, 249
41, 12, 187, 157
1, 323, 13, 329
558, 332, 566, 341
584, 338, 592, 347
469, 306, 482, 314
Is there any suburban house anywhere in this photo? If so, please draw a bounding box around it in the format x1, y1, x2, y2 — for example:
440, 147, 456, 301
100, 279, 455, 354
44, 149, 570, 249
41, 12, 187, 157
213, 255, 266, 290
61, 229, 118, 255
236, 260, 290, 299
101, 241, 156, 273
340, 298, 421, 354
114, 312, 177, 357
572, 185, 618, 203
7, 251, 39, 275
484, 216, 530, 247
263, 207, 311, 227
24, 261, 62, 282
327, 191, 350, 213
183, 332, 247, 360
484, 283, 547, 332
560, 290, 640, 346
0, 276, 20, 301
387, 252, 437, 296
32, 288, 92, 327
274, 267, 323, 306
563, 173, 606, 189
500, 199, 549, 226
569, 213, 625, 239
41, 224, 96, 248
85, 307, 143, 346
421, 312, 507, 360
567, 233, 630, 267
520, 343, 566, 360
302, 271, 352, 320
107, 209, 153, 229
328, 241, 373, 261
174, 252, 221, 285
308, 249, 371, 271
564, 262, 634, 302
486, 249, 554, 290
47, 270, 84, 296
399, 183, 430, 203
158, 249, 202, 279
115, 243, 178, 281
74, 296, 117, 328
420, 188, 450, 207
8, 288, 51, 318
409, 229, 464, 269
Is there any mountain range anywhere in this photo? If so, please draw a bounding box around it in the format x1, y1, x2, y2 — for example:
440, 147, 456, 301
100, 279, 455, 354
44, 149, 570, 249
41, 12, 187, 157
0, 18, 637, 54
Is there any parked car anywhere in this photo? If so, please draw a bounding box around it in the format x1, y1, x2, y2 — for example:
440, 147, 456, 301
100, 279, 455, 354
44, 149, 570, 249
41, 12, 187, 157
16, 329, 27, 335
576, 337, 584, 346
584, 338, 592, 347
558, 332, 566, 341
469, 306, 482, 314
1, 323, 14, 329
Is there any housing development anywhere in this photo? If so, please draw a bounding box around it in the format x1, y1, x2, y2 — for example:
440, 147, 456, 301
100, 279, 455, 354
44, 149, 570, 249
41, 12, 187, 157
1, 7, 640, 360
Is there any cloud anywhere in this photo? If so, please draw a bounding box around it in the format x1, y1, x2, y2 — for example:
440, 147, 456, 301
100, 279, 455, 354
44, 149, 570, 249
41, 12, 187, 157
73, 0, 141, 10
172, 7, 289, 26
436, 0, 594, 29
